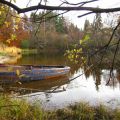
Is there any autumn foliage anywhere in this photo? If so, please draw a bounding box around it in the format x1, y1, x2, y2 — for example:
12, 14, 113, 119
0, 4, 83, 51
0, 4, 30, 47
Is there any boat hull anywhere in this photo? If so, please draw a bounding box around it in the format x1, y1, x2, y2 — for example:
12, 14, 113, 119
0, 65, 70, 83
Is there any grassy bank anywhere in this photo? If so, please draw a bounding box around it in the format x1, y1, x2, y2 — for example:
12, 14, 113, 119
0, 95, 44, 120
0, 52, 8, 56
0, 96, 120, 120
0, 46, 21, 57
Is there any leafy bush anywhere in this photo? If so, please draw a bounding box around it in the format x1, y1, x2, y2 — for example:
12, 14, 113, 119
20, 40, 30, 49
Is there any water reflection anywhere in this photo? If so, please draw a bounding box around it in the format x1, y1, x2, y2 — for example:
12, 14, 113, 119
1, 53, 120, 109
2, 53, 120, 91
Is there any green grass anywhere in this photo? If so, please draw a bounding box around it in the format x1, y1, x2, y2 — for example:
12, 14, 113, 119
0, 52, 8, 56
0, 95, 44, 120
0, 96, 120, 120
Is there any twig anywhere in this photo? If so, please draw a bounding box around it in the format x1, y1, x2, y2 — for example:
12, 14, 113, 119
78, 12, 94, 18
60, 0, 99, 6
90, 21, 120, 57
106, 37, 120, 85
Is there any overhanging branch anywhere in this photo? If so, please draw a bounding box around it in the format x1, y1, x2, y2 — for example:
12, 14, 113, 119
1, 0, 120, 14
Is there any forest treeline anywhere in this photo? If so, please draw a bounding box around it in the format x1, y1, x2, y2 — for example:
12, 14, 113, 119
0, 4, 82, 53
0, 4, 119, 54
29, 11, 83, 53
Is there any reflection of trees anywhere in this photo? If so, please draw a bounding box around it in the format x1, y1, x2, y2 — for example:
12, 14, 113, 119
116, 69, 120, 85
93, 69, 101, 91
102, 70, 118, 88
68, 63, 81, 76
77, 54, 120, 90
82, 65, 92, 78
82, 64, 102, 91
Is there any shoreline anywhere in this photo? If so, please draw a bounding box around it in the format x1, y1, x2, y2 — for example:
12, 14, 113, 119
0, 55, 10, 64
0, 95, 120, 120
0, 54, 22, 64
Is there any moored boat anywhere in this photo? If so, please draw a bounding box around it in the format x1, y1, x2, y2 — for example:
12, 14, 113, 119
0, 64, 70, 83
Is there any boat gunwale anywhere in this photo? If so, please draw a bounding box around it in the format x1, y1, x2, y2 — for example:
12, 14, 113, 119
0, 64, 69, 68
0, 64, 70, 73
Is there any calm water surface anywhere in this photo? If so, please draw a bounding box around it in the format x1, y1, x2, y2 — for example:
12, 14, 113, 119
5, 54, 120, 109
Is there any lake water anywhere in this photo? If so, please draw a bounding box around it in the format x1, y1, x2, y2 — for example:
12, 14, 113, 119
4, 54, 120, 110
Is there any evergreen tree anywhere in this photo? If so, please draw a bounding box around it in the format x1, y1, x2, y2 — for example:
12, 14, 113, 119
92, 12, 103, 32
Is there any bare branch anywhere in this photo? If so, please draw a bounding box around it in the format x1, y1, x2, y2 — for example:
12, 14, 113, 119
26, 0, 32, 7
61, 0, 99, 6
78, 12, 94, 18
1, 0, 120, 14
106, 37, 120, 85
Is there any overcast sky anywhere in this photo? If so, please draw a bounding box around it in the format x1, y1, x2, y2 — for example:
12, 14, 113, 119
15, 0, 120, 28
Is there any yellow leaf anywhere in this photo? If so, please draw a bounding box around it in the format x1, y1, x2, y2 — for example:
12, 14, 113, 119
15, 15, 21, 23
6, 39, 11, 44
1, 6, 4, 10
5, 22, 11, 27
11, 34, 16, 40
16, 69, 20, 76
80, 40, 83, 45
14, 25, 18, 30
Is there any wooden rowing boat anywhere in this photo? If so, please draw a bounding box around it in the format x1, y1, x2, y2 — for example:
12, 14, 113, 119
0, 64, 70, 83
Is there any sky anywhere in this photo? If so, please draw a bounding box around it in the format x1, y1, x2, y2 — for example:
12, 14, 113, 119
15, 0, 120, 28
